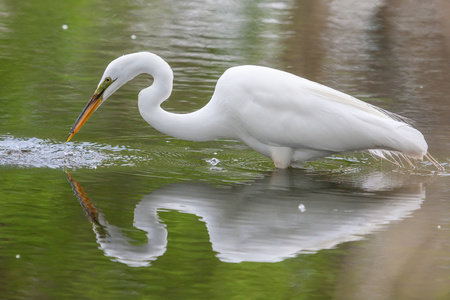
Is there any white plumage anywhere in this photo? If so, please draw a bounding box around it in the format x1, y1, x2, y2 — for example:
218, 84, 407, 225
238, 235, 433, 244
67, 52, 442, 170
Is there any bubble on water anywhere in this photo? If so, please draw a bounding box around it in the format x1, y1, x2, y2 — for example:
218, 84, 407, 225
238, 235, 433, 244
0, 135, 147, 169
62, 24, 68, 30
131, 34, 137, 40
206, 157, 220, 166
298, 203, 306, 212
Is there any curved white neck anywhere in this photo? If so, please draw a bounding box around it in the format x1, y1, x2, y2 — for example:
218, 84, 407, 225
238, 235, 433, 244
135, 53, 228, 141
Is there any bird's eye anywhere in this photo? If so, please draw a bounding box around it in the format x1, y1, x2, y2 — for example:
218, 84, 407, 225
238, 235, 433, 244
103, 77, 114, 88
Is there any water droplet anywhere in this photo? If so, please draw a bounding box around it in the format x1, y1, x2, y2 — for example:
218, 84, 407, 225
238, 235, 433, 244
62, 24, 68, 30
298, 203, 306, 212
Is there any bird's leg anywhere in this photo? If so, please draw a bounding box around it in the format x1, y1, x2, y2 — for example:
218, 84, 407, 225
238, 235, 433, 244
271, 147, 294, 169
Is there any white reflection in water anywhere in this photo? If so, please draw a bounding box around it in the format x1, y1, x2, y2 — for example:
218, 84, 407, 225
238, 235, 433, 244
0, 135, 145, 169
68, 169, 425, 267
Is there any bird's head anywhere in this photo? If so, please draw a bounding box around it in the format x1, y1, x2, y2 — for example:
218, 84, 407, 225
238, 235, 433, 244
65, 52, 171, 142
65, 58, 125, 142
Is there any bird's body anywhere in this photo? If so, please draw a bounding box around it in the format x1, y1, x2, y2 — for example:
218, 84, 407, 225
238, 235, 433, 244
67, 52, 442, 169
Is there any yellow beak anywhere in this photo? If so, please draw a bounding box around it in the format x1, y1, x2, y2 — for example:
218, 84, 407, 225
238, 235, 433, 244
66, 90, 104, 142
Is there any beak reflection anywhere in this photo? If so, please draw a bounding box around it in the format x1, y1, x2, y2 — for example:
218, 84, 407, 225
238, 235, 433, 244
65, 171, 103, 228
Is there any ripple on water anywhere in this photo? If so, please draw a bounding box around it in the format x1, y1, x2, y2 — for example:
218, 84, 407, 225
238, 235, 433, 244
0, 135, 147, 169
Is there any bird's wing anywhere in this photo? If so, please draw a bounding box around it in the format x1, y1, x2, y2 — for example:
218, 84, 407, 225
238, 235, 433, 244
214, 66, 424, 157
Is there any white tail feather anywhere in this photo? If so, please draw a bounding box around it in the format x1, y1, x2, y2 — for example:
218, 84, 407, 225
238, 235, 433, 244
369, 149, 443, 170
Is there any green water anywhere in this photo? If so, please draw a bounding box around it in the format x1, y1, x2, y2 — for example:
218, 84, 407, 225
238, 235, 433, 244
1, 1, 450, 299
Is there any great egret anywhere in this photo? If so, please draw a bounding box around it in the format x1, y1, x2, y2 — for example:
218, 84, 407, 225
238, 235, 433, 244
66, 52, 442, 170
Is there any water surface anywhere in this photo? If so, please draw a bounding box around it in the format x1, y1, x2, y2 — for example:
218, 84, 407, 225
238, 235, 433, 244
1, 0, 450, 299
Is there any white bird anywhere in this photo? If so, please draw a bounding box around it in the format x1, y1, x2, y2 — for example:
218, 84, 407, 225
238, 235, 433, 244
66, 52, 442, 170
